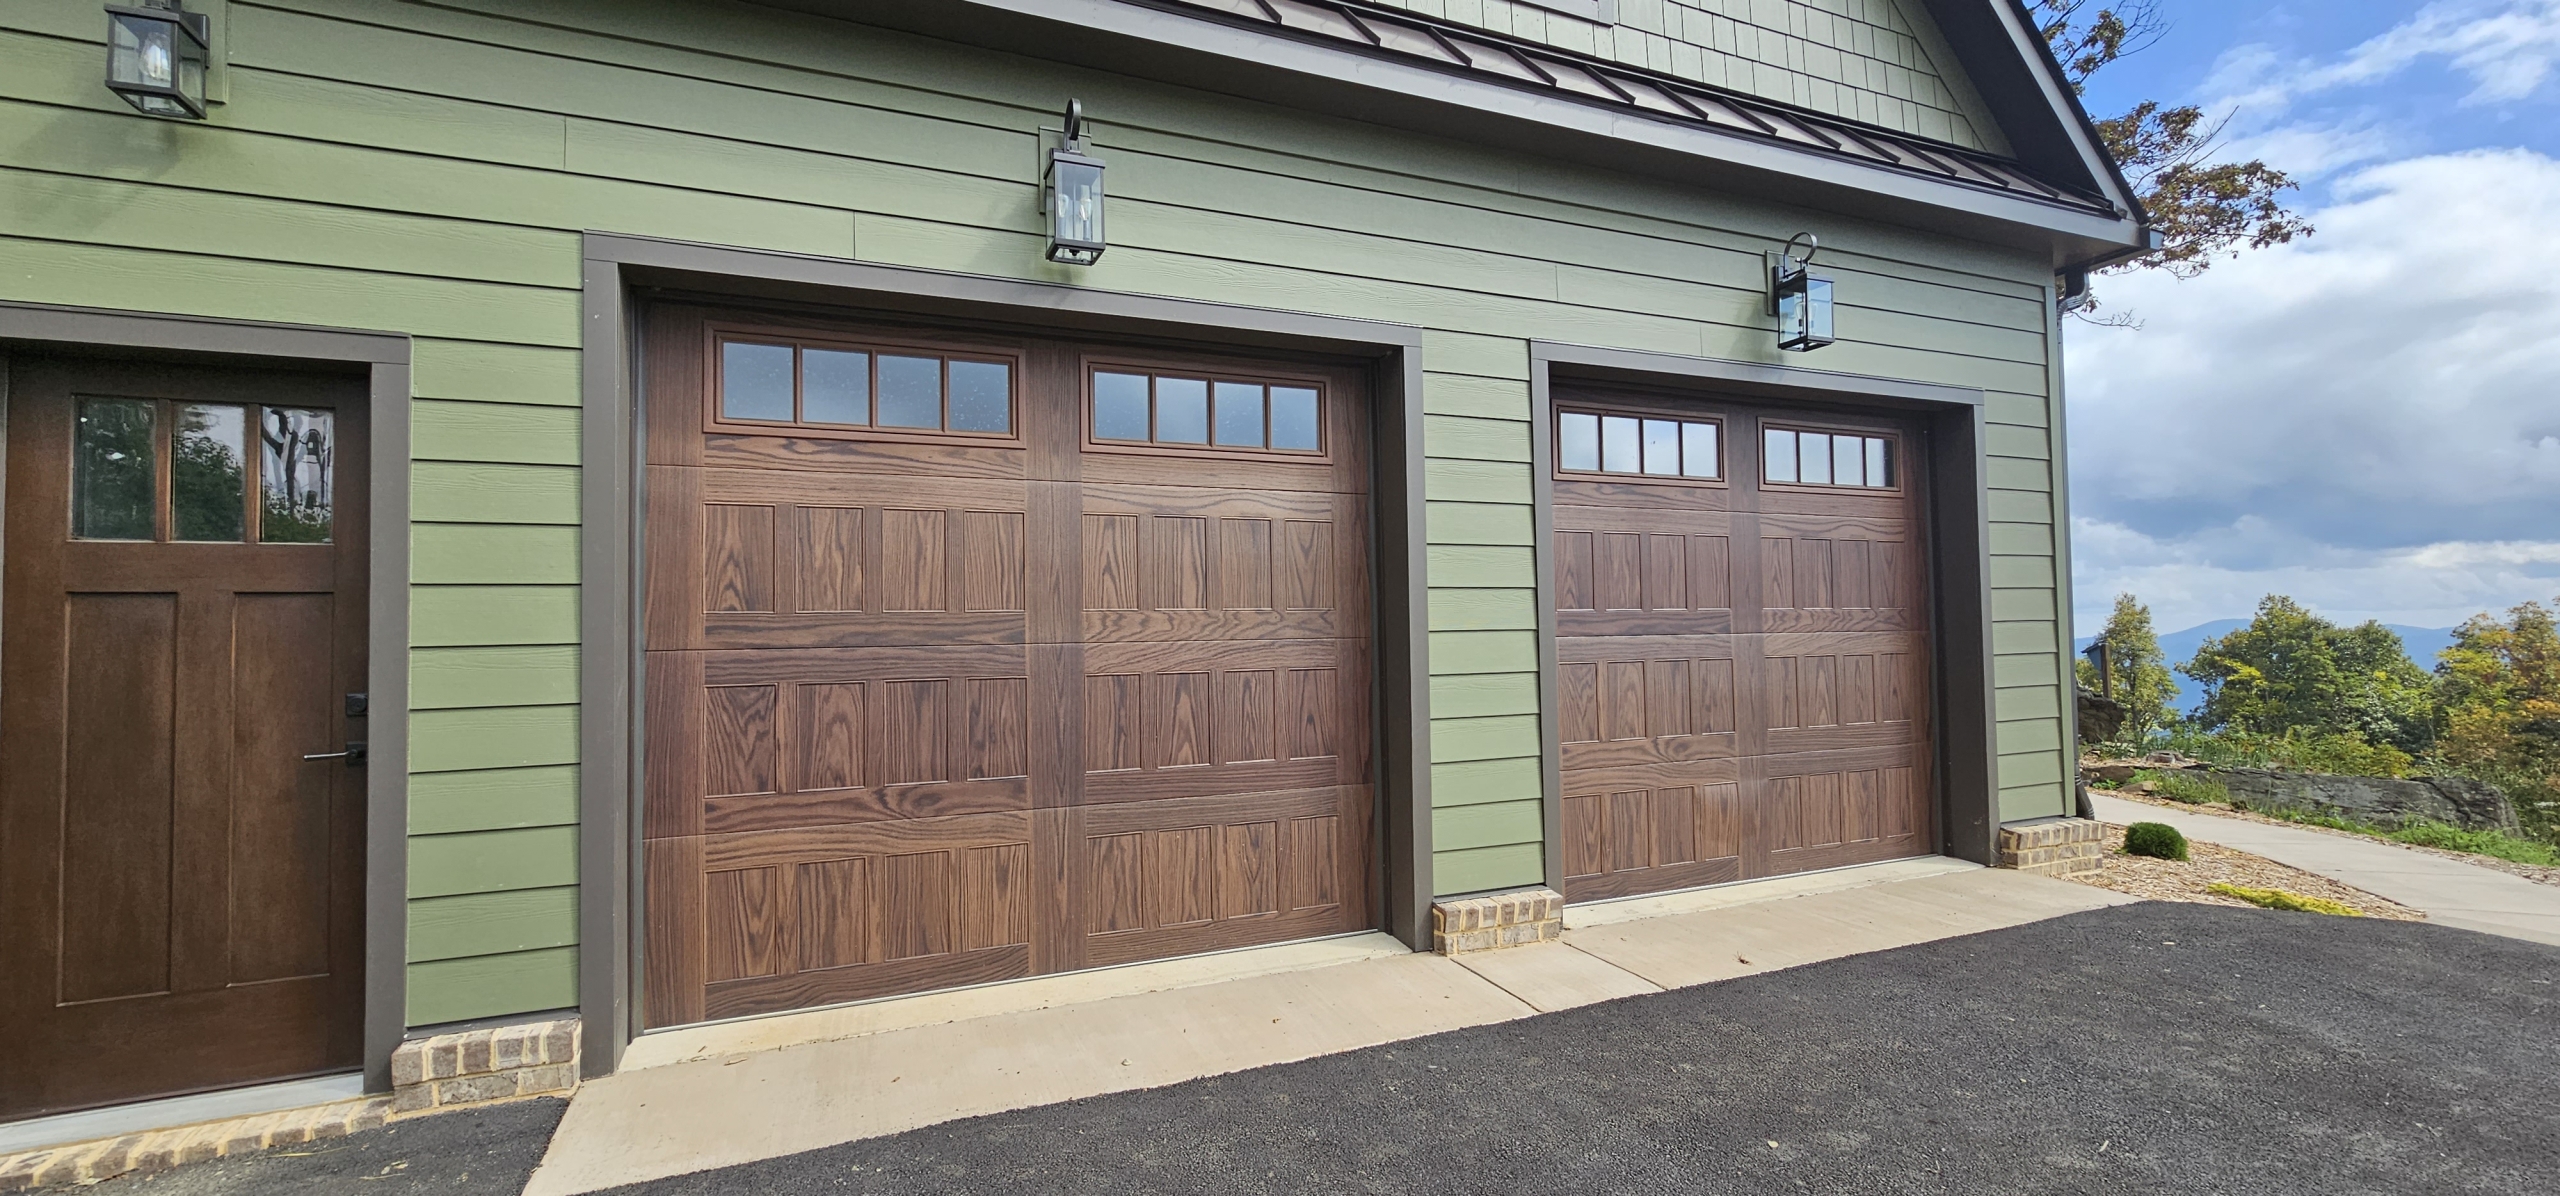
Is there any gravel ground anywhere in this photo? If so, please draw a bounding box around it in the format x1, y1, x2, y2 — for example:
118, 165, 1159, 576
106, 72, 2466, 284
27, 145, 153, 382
2070, 822, 2425, 919
2102, 788, 2560, 888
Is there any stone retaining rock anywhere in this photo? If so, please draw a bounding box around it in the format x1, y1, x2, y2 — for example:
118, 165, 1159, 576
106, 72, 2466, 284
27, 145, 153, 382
2209, 768, 2520, 834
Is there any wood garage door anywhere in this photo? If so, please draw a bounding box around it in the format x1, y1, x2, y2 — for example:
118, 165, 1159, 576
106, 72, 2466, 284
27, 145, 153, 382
640, 306, 1374, 1027
1551, 390, 1933, 903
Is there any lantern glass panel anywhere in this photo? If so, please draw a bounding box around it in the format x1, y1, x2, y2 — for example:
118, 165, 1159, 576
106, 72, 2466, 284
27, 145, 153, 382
1804, 275, 1834, 344
1049, 153, 1104, 258
106, 7, 206, 118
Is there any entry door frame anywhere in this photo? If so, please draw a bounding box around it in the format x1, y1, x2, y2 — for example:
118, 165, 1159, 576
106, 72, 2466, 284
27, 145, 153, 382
0, 301, 412, 1094
579, 233, 1435, 1080
1527, 341, 2000, 883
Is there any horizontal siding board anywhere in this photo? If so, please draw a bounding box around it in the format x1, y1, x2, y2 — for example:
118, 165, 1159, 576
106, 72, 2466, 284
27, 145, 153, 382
1995, 685, 2063, 722
1428, 631, 1539, 675
1431, 757, 1547, 806
408, 887, 579, 963
1991, 587, 2057, 622
1987, 458, 2051, 491
1426, 501, 1534, 546
1993, 620, 2060, 655
1995, 652, 2059, 688
1422, 414, 1531, 463
413, 341, 581, 407
1426, 458, 1534, 505
413, 705, 580, 773
1429, 672, 1542, 719
1420, 330, 1529, 380
1986, 489, 2053, 524
413, 646, 581, 710
408, 826, 579, 898
409, 764, 581, 836
1996, 717, 2064, 754
1421, 373, 1532, 421
1433, 843, 1546, 897
1989, 556, 2055, 589
1989, 522, 2054, 557
414, 462, 581, 525
1426, 545, 1537, 589
1427, 587, 1539, 632
414, 400, 581, 464
1434, 799, 1547, 853
1998, 784, 2071, 823
1997, 750, 2066, 790
405, 946, 577, 1028
414, 525, 581, 586
1431, 714, 1544, 763
412, 586, 579, 647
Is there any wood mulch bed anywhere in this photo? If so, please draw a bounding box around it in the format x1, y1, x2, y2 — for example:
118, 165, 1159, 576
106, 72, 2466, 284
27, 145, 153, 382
2065, 822, 2425, 920
2101, 787, 2560, 889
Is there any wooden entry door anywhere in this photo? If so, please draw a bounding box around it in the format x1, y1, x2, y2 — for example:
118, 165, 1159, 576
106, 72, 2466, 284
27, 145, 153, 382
1551, 392, 1932, 903
0, 357, 368, 1120
640, 307, 1373, 1028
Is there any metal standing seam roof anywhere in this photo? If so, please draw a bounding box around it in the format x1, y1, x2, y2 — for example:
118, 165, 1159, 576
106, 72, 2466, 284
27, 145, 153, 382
1157, 0, 2119, 217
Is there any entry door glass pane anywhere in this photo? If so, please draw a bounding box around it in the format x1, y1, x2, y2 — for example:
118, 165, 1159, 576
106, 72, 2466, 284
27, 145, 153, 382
73, 397, 156, 540
1213, 382, 1264, 447
801, 349, 870, 425
259, 408, 334, 544
173, 403, 248, 542
876, 355, 943, 428
720, 342, 794, 422
947, 360, 1011, 433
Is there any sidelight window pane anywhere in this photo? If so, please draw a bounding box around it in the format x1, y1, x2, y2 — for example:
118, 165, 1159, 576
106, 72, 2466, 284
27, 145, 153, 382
876, 355, 942, 428
1641, 419, 1680, 475
1866, 437, 1892, 487
947, 360, 1011, 433
1155, 377, 1209, 443
1681, 421, 1719, 478
719, 341, 793, 422
1799, 432, 1832, 485
173, 403, 248, 542
1213, 382, 1264, 447
1270, 387, 1319, 451
1601, 416, 1640, 473
801, 349, 870, 425
1559, 412, 1599, 471
1764, 428, 1798, 483
1093, 372, 1151, 441
259, 408, 334, 544
1834, 434, 1865, 487
73, 396, 156, 540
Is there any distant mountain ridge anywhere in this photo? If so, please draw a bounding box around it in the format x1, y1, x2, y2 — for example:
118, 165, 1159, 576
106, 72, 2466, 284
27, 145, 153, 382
2073, 620, 2459, 716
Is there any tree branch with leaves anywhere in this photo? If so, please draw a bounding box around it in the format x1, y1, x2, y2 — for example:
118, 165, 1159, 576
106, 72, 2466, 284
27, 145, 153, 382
2036, 0, 2313, 286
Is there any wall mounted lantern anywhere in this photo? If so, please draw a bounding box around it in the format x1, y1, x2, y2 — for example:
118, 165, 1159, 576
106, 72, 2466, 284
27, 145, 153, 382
1767, 233, 1835, 352
105, 1, 210, 119
1043, 99, 1106, 266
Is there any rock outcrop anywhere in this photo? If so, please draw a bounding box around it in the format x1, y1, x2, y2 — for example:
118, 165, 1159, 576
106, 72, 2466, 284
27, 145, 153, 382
2209, 768, 2520, 834
2075, 686, 2128, 746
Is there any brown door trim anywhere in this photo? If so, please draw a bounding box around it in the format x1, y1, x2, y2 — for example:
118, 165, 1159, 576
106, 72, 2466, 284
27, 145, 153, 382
579, 233, 1433, 1080
0, 300, 410, 1097
1528, 341, 1999, 894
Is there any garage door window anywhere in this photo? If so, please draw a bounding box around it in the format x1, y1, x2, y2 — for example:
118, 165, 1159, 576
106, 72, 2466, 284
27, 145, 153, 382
1088, 367, 1323, 455
1764, 426, 1894, 489
713, 334, 1015, 438
1555, 408, 1721, 480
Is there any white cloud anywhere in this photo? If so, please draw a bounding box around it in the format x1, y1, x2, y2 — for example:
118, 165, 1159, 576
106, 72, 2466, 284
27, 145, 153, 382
2209, 0, 2560, 113
2067, 148, 2560, 631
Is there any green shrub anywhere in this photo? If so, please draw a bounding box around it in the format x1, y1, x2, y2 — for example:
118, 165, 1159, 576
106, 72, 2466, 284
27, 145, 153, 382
2136, 769, 2229, 806
2206, 882, 2363, 915
2151, 725, 2413, 778
2122, 822, 2190, 861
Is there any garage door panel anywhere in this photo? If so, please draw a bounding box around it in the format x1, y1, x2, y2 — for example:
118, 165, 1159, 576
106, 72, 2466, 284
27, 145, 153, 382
1075, 785, 1369, 966
1558, 634, 1737, 664
1553, 529, 1732, 616
1559, 783, 1741, 901
1078, 453, 1346, 495
701, 434, 1027, 480
1553, 478, 1732, 512
1560, 731, 1740, 771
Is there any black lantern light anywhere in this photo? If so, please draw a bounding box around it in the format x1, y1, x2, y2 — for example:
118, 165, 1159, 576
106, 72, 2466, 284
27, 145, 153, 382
1767, 233, 1835, 352
105, 1, 209, 119
1043, 99, 1105, 266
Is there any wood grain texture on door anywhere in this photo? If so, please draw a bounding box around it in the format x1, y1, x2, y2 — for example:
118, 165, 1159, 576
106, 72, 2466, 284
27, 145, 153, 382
1552, 394, 1931, 904
640, 309, 1373, 1027
1, 358, 368, 1119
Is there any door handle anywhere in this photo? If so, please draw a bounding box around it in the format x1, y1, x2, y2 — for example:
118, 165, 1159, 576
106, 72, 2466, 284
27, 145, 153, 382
303, 741, 367, 766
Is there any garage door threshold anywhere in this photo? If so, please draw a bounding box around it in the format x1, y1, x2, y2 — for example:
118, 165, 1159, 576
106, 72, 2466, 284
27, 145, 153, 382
526, 859, 2130, 1195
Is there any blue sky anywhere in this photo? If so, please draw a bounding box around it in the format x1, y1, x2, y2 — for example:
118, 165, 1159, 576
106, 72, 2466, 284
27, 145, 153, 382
2060, 1, 2560, 633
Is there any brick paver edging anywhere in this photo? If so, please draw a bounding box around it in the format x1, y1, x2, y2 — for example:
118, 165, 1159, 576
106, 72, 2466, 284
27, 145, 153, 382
0, 1096, 392, 1191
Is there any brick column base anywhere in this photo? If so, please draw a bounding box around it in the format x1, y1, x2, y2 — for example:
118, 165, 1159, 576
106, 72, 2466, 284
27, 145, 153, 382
390, 1017, 581, 1115
1997, 818, 2106, 878
1431, 889, 1564, 954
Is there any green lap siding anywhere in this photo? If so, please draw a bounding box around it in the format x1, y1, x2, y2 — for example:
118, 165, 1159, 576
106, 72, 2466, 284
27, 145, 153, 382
0, 0, 2076, 1006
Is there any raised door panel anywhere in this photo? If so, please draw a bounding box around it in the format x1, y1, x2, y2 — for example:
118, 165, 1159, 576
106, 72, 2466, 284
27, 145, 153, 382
1079, 485, 1358, 643
1076, 785, 1368, 967
1078, 639, 1368, 807
1754, 511, 1918, 635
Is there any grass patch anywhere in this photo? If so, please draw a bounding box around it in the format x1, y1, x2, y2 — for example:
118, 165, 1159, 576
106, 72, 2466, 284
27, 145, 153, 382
2206, 882, 2364, 916
2135, 769, 2229, 806
2250, 807, 2560, 867
2122, 822, 2190, 861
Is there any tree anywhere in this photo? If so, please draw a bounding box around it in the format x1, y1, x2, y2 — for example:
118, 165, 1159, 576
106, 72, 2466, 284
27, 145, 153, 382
2034, 1, 2312, 291
2075, 592, 2178, 749
2179, 595, 2434, 752
2434, 600, 2560, 839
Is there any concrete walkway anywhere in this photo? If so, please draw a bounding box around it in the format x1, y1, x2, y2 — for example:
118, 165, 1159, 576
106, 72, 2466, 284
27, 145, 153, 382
523, 858, 2129, 1195
2091, 792, 2560, 946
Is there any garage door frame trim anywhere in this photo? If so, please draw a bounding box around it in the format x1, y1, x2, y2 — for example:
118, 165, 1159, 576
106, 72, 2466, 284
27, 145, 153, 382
579, 233, 1433, 1079
1525, 341, 1999, 897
